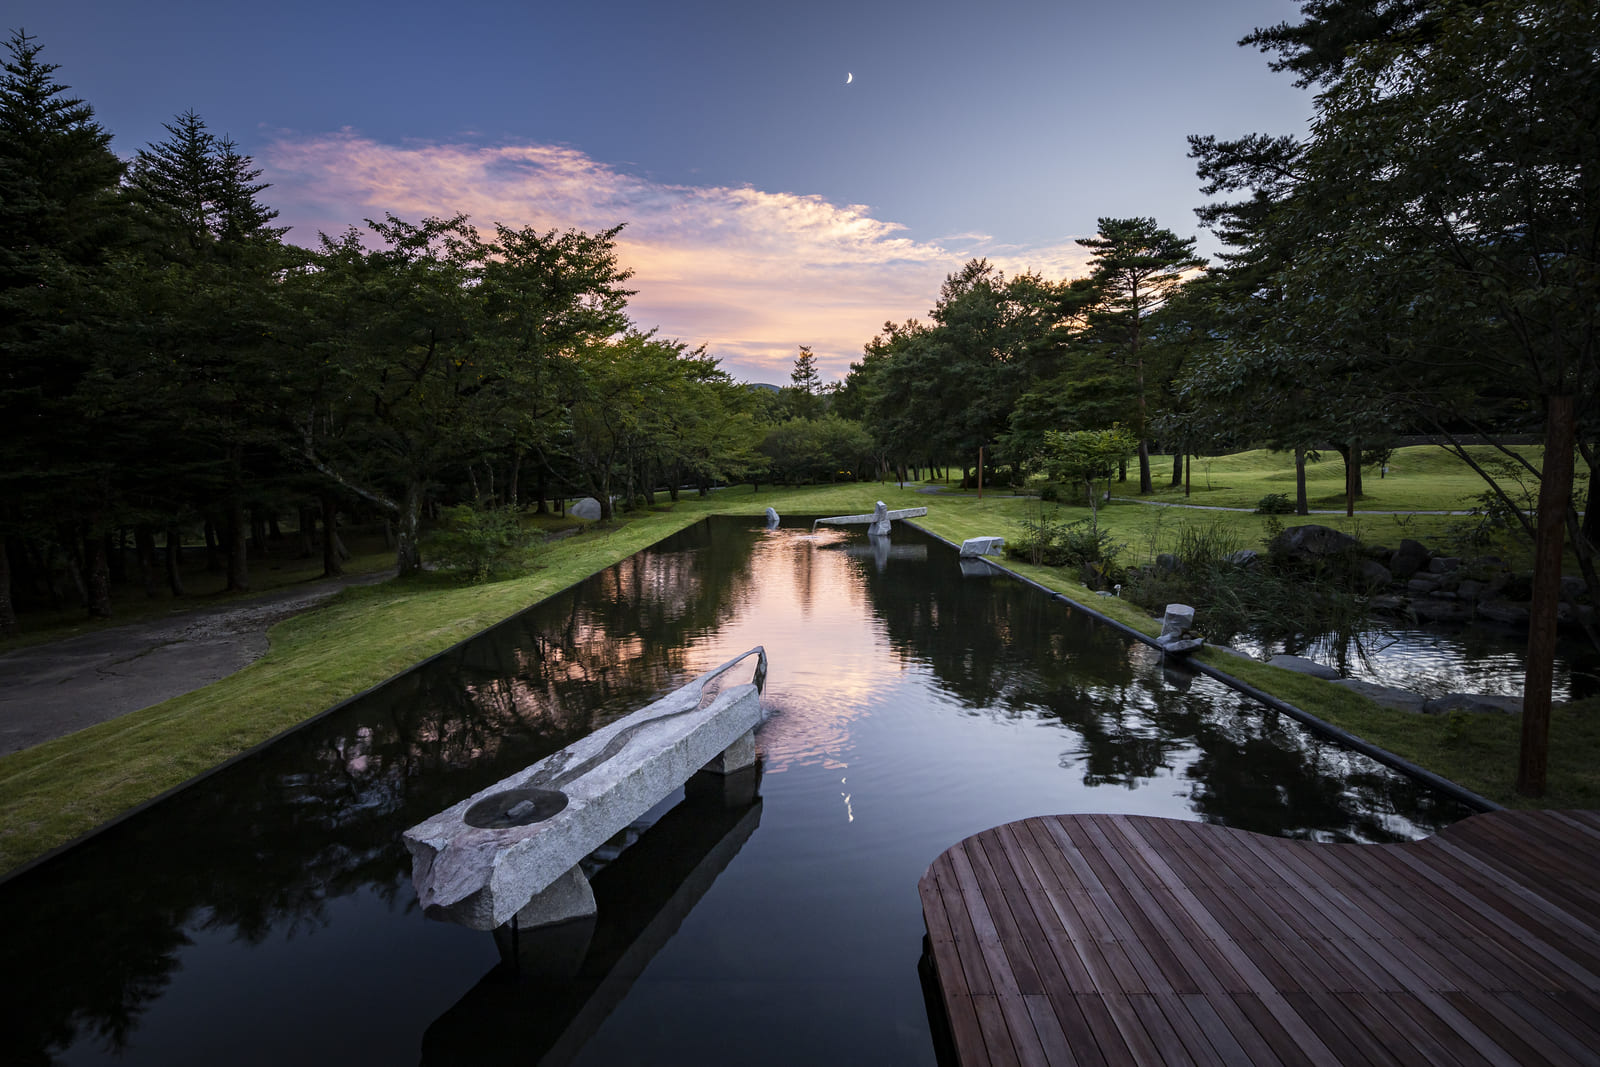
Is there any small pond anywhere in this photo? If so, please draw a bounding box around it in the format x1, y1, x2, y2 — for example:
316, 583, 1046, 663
0, 518, 1476, 1065
1238, 623, 1599, 702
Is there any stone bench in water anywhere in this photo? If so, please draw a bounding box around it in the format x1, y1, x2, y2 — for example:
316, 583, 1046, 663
404, 647, 768, 931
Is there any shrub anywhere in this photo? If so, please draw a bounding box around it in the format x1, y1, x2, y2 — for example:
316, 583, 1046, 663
424, 504, 532, 582
1006, 506, 1123, 574
1256, 492, 1294, 514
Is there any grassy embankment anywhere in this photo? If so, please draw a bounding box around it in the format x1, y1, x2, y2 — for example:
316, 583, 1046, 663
1, 448, 1593, 874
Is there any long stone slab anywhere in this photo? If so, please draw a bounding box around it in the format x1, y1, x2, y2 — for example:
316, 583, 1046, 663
812, 500, 928, 535
404, 647, 767, 930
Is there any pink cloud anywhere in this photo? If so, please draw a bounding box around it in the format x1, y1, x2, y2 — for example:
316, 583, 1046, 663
263, 133, 1096, 383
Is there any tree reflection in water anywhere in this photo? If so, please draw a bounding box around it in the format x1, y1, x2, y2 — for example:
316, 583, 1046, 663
0, 518, 1474, 1065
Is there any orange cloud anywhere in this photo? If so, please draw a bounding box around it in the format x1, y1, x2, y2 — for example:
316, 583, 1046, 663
264, 133, 1096, 383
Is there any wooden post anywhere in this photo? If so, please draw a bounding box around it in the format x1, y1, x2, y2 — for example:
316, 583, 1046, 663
1517, 394, 1575, 797
1184, 454, 1191, 498
977, 446, 984, 501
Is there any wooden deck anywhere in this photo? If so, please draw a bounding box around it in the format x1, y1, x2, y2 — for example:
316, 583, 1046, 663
918, 810, 1600, 1066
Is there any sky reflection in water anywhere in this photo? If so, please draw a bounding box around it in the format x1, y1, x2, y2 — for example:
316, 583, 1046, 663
0, 519, 1474, 1066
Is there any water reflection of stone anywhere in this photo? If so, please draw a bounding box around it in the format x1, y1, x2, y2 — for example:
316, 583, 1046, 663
420, 769, 763, 1065
0, 526, 764, 1064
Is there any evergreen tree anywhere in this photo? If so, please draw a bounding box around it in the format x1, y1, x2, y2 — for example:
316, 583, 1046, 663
1076, 218, 1206, 494
0, 29, 128, 627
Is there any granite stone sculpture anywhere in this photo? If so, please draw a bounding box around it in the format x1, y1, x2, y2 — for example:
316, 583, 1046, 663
959, 536, 1005, 558
404, 647, 768, 931
812, 501, 928, 535
1155, 603, 1203, 654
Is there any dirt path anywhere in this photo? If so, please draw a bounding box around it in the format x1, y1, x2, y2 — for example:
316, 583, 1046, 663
0, 571, 392, 756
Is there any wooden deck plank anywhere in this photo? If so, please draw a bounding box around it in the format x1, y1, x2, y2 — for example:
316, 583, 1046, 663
919, 810, 1600, 1066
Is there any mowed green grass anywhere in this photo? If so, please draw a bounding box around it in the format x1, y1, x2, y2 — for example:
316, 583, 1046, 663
0, 449, 1590, 875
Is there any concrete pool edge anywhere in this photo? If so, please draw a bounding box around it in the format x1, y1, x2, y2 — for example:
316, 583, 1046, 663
906, 521, 1502, 816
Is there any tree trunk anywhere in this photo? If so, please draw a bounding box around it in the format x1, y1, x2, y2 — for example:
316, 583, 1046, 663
0, 538, 17, 637
226, 496, 249, 592
397, 481, 423, 576
1295, 448, 1309, 516
1344, 441, 1356, 518
109, 529, 128, 585
297, 506, 316, 558
1117, 458, 1127, 483
164, 524, 185, 597
1582, 450, 1598, 552
135, 524, 159, 598
84, 525, 112, 619
1171, 452, 1183, 487
509, 449, 523, 510
1518, 395, 1575, 797
1137, 439, 1153, 494
249, 508, 268, 560
204, 519, 221, 572
320, 492, 343, 578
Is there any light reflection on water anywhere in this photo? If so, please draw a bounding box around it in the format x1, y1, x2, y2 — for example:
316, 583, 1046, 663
0, 518, 1476, 1067
1238, 622, 1598, 701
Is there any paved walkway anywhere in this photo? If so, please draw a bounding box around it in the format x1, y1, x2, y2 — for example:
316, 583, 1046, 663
0, 571, 391, 755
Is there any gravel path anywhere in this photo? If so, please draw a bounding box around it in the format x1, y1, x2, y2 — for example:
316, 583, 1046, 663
0, 571, 391, 755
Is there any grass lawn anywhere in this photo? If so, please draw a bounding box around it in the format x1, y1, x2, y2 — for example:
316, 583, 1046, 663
1, 453, 1591, 875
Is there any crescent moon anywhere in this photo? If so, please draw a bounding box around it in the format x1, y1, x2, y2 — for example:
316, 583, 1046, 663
846, 72, 853, 84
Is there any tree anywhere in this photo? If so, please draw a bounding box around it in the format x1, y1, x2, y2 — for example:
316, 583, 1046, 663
1076, 219, 1206, 494
0, 29, 128, 627
1282, 0, 1598, 795
122, 111, 293, 593
1039, 426, 1137, 533
785, 345, 822, 419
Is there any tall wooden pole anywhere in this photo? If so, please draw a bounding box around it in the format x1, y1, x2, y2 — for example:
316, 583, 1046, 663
1517, 394, 1575, 797
977, 446, 984, 500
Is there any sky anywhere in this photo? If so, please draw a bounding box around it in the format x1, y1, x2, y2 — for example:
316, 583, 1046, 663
10, 0, 1313, 384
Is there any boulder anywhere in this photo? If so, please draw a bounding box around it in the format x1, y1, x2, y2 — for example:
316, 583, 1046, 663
1410, 598, 1474, 623
1389, 539, 1430, 580
1427, 556, 1462, 574
1225, 549, 1260, 569
1155, 553, 1182, 573
1328, 678, 1428, 713
1422, 693, 1523, 715
1269, 524, 1359, 565
1476, 601, 1530, 625
570, 496, 603, 520
1407, 576, 1442, 595
1354, 559, 1393, 591
1267, 654, 1341, 680
1454, 579, 1486, 602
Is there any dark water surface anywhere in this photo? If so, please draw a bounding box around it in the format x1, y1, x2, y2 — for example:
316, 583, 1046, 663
1, 519, 1475, 1066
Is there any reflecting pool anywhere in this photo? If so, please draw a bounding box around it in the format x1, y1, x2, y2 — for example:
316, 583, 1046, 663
0, 519, 1475, 1065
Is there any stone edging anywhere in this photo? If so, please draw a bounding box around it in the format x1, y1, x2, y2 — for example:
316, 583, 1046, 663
906, 522, 1502, 814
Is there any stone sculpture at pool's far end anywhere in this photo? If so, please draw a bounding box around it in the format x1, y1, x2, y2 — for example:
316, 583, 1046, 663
403, 647, 768, 931
812, 500, 928, 536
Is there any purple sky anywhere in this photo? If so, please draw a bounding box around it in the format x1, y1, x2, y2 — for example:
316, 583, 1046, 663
11, 0, 1312, 383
